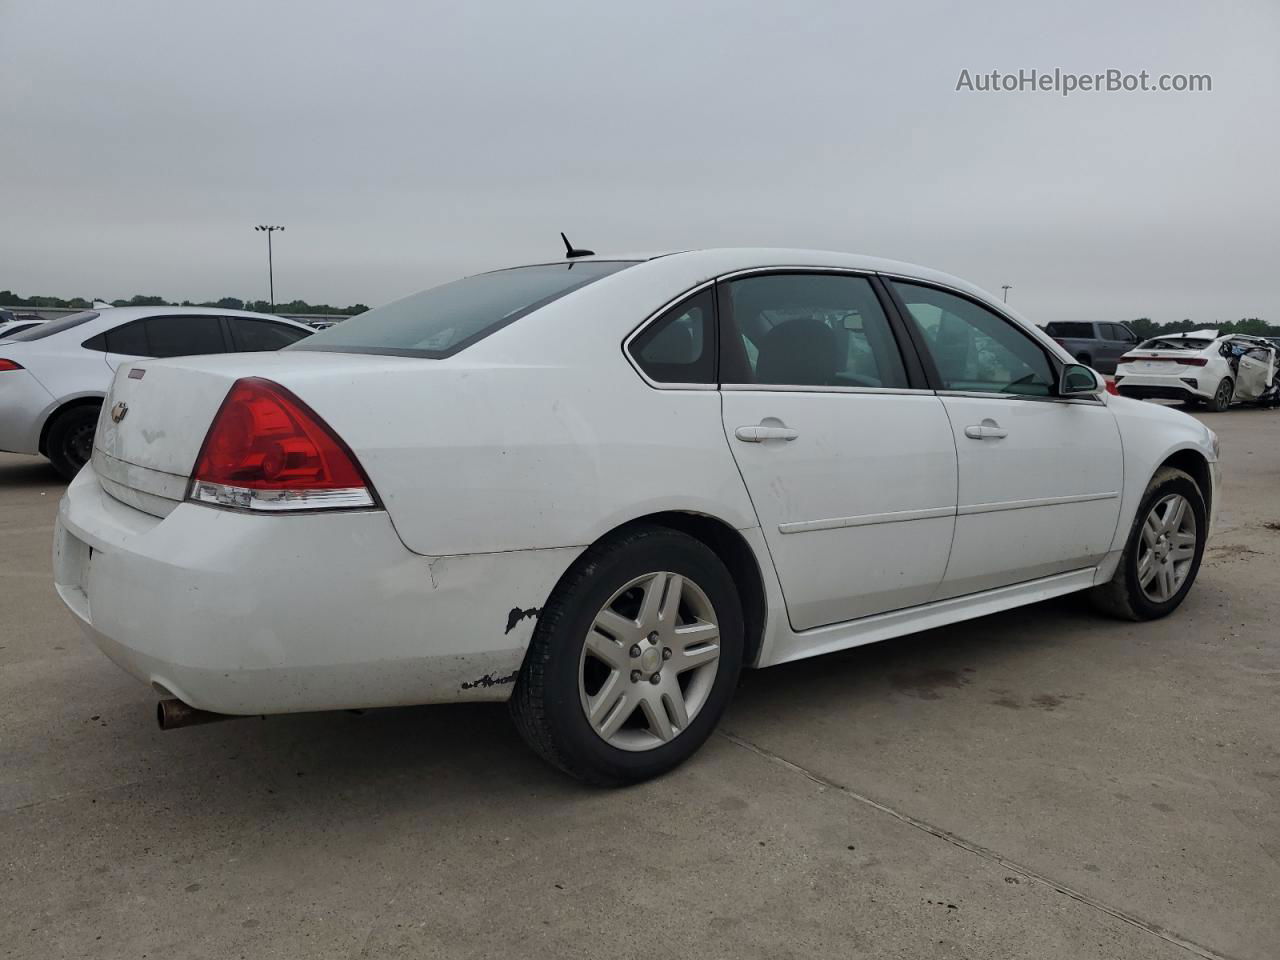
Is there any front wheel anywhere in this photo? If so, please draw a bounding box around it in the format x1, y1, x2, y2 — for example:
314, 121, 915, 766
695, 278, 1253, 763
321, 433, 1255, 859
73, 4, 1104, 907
509, 525, 744, 785
1205, 377, 1234, 412
1090, 467, 1207, 621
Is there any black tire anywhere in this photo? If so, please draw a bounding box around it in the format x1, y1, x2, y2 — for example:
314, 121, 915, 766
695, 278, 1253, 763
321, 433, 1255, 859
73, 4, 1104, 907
45, 405, 100, 481
1090, 467, 1207, 621
509, 524, 744, 786
1205, 377, 1233, 412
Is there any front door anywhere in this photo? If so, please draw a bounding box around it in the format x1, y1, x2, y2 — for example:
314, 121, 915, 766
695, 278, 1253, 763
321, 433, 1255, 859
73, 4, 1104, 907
889, 280, 1123, 597
718, 272, 958, 630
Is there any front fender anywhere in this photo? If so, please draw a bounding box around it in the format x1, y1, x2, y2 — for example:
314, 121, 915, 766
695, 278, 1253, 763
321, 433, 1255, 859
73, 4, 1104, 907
1107, 395, 1217, 553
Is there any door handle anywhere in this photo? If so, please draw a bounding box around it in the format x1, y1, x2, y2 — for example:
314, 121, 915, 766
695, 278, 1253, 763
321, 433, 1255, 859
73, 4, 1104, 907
963, 420, 1008, 440
735, 425, 800, 443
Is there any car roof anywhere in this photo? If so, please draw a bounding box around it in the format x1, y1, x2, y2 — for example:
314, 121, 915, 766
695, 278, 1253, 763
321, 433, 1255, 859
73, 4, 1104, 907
512, 247, 1030, 325
79, 305, 307, 323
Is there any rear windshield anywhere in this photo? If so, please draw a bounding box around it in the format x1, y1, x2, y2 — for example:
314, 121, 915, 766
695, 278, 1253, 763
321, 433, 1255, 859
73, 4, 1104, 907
290, 261, 636, 358
1138, 337, 1212, 351
6, 311, 99, 341
1045, 322, 1094, 338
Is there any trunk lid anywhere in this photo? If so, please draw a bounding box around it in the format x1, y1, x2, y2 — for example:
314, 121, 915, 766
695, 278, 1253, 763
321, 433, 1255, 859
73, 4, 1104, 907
92, 352, 413, 517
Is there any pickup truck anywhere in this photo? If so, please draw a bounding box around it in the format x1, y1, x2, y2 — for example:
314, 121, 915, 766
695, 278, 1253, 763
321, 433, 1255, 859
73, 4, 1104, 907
1044, 321, 1140, 374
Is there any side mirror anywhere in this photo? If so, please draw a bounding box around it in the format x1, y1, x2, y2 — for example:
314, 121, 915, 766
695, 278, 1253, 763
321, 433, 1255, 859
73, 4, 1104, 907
1060, 363, 1103, 397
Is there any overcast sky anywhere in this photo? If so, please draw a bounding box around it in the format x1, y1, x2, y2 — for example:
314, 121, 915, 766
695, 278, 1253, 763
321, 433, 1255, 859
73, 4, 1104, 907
2, 0, 1277, 324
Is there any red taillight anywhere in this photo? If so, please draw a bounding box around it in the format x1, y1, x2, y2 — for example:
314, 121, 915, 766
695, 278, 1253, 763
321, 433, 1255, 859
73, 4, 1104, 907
0, 359, 23, 372
1105, 378, 1120, 395
188, 378, 376, 511
1174, 357, 1208, 366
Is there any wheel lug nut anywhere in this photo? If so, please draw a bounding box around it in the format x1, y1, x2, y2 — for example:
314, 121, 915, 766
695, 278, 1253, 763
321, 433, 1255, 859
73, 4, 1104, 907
648, 631, 659, 643
662, 647, 672, 660
629, 645, 642, 658
650, 673, 661, 684
630, 670, 642, 683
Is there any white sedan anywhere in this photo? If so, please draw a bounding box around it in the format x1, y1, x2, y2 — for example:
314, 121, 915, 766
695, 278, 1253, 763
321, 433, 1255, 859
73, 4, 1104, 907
1115, 329, 1279, 410
0, 307, 313, 478
53, 249, 1219, 784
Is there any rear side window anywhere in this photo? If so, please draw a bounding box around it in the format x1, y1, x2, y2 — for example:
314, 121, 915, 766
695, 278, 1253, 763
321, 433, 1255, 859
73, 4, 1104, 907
85, 315, 226, 357
722, 273, 909, 389
1044, 322, 1094, 338
291, 261, 636, 358
7, 311, 99, 341
228, 318, 310, 351
629, 288, 715, 384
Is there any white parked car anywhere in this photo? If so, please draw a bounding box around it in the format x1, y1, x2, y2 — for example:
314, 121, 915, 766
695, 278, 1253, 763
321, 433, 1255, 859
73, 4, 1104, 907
1114, 330, 1279, 410
0, 318, 47, 340
1, 307, 313, 478
53, 249, 1219, 784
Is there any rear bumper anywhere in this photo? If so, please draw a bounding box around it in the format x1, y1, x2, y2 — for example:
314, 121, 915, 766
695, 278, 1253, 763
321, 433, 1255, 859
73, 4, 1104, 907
54, 465, 583, 714
1114, 372, 1209, 403
0, 369, 53, 454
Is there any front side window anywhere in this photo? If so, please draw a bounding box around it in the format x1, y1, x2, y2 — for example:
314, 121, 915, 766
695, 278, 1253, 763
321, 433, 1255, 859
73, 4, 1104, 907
893, 282, 1054, 396
723, 273, 909, 389
629, 288, 714, 384
144, 315, 225, 357
291, 260, 636, 358
1044, 321, 1093, 339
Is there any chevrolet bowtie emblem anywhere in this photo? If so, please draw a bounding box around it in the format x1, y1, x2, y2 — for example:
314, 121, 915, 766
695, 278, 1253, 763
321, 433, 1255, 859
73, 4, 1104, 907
110, 402, 128, 423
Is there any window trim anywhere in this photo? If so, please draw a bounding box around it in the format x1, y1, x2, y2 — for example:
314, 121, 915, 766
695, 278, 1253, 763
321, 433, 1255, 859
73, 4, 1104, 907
83, 313, 230, 358
621, 280, 720, 391
713, 267, 933, 393
879, 274, 1101, 405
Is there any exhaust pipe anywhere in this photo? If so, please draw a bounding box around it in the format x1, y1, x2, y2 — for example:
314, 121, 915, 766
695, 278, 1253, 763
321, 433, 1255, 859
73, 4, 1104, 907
156, 698, 236, 730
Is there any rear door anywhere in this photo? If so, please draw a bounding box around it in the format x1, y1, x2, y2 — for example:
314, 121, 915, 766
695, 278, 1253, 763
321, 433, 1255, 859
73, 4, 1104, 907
888, 280, 1123, 598
716, 271, 958, 630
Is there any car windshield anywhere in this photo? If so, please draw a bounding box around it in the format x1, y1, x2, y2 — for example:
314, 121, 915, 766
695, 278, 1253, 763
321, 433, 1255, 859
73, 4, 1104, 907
5, 311, 100, 341
1138, 336, 1212, 351
290, 261, 637, 358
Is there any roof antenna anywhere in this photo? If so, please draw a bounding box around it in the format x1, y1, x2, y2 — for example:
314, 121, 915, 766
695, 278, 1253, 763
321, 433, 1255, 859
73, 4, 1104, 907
561, 232, 595, 259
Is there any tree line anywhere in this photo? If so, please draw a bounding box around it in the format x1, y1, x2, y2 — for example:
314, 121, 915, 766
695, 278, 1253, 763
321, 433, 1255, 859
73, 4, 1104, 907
0, 291, 369, 316
1125, 317, 1276, 338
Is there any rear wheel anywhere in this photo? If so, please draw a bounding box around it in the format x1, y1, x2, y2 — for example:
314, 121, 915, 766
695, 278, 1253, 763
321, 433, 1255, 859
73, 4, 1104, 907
1090, 467, 1206, 621
1205, 377, 1234, 412
510, 525, 744, 785
45, 405, 99, 481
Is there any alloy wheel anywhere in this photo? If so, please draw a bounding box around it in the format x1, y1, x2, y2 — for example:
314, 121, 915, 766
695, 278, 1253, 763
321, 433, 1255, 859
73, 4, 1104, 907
1215, 380, 1233, 408
1137, 493, 1197, 603
578, 571, 721, 752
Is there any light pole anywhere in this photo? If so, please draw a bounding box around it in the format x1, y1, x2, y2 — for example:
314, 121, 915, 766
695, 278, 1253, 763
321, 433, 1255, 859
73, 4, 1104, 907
1001, 284, 1012, 303
254, 225, 285, 309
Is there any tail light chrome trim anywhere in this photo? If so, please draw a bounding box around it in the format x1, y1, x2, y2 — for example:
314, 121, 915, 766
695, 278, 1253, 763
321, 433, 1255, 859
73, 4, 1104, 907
188, 480, 375, 512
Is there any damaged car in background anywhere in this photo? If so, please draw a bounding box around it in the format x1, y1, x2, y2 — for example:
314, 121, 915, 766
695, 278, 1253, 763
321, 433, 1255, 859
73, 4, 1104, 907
1115, 330, 1279, 410
53, 248, 1219, 785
